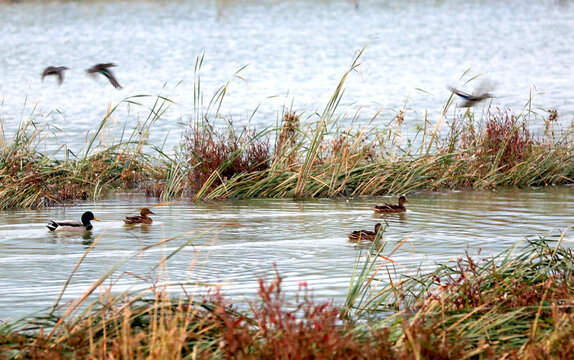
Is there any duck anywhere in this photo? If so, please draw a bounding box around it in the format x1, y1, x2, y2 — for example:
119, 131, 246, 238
447, 86, 494, 108
123, 208, 155, 225
47, 211, 100, 232
373, 195, 409, 213
346, 223, 382, 241
85, 63, 123, 89
41, 66, 69, 86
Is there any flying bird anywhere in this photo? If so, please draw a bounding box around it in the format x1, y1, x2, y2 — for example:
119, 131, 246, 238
41, 66, 69, 86
448, 86, 494, 108
86, 63, 123, 89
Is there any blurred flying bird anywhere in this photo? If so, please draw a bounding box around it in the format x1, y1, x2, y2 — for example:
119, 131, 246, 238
448, 86, 494, 108
86, 63, 123, 89
41, 66, 69, 86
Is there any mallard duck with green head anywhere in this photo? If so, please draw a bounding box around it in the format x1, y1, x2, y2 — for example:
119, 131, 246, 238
47, 211, 100, 232
123, 208, 155, 225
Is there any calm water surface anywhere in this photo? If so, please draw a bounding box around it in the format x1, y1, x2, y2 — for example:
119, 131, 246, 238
0, 188, 572, 319
1, 0, 573, 153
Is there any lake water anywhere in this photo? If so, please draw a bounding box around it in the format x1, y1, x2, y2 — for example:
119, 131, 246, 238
0, 188, 572, 320
1, 0, 574, 320
1, 0, 574, 154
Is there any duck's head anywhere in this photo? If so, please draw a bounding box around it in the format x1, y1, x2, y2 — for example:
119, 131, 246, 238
374, 222, 382, 233
140, 208, 155, 216
81, 211, 100, 225
398, 195, 409, 206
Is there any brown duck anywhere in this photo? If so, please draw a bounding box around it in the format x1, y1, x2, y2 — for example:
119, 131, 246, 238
373, 196, 409, 213
346, 223, 382, 241
123, 208, 155, 224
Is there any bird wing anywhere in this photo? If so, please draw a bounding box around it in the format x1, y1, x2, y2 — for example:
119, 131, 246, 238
57, 70, 65, 86
42, 66, 55, 81
124, 215, 142, 222
102, 70, 123, 89
54, 220, 84, 227
447, 86, 473, 100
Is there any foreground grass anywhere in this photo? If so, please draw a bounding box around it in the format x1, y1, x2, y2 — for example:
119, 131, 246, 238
1, 232, 572, 359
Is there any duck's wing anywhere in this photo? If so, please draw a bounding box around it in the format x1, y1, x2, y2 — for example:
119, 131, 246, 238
123, 215, 142, 223
57, 69, 65, 86
351, 229, 375, 236
55, 220, 84, 227
42, 66, 55, 81
47, 220, 86, 231
448, 86, 474, 100
101, 70, 122, 89
374, 204, 400, 211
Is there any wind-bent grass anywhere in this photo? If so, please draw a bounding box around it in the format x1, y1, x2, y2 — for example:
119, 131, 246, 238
1, 48, 573, 210
0, 95, 176, 210
181, 48, 574, 200
2, 230, 573, 358
344, 229, 574, 358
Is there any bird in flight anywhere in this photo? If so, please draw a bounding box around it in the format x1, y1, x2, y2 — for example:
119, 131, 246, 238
86, 63, 123, 89
41, 66, 69, 86
448, 86, 494, 107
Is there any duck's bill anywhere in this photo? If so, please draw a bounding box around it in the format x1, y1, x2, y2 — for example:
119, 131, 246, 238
93, 217, 101, 221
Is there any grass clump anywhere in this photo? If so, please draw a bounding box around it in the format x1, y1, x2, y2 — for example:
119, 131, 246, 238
344, 229, 574, 358
1, 49, 574, 209
184, 117, 271, 197
2, 232, 574, 358
0, 95, 177, 209
0, 272, 396, 359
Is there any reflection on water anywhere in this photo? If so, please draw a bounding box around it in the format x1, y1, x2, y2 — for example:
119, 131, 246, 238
0, 188, 572, 319
1, 0, 573, 153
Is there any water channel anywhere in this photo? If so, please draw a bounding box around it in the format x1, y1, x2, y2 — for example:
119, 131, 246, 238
0, 188, 572, 319
1, 0, 574, 320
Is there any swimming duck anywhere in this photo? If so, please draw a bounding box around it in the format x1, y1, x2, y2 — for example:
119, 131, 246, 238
123, 208, 155, 225
373, 195, 409, 213
347, 223, 382, 241
41, 66, 69, 86
448, 86, 494, 108
86, 63, 123, 89
47, 211, 100, 232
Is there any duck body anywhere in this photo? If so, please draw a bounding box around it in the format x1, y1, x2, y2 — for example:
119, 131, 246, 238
47, 211, 100, 232
123, 208, 155, 225
373, 196, 409, 213
347, 223, 382, 241
86, 63, 122, 89
42, 66, 69, 86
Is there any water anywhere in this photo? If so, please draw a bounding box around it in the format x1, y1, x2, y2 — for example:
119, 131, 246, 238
0, 188, 572, 319
1, 0, 574, 320
1, 0, 574, 154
